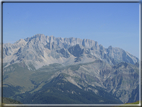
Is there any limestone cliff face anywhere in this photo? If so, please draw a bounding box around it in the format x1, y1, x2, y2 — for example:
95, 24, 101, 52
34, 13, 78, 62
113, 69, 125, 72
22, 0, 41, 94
2, 34, 138, 69
2, 34, 139, 104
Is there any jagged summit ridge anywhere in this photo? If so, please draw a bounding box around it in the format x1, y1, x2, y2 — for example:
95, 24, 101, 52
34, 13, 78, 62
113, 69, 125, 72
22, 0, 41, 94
3, 34, 139, 104
24, 34, 98, 48
3, 34, 139, 69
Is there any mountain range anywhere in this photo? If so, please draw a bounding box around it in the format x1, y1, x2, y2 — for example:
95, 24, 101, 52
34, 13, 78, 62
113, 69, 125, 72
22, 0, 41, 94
2, 34, 139, 104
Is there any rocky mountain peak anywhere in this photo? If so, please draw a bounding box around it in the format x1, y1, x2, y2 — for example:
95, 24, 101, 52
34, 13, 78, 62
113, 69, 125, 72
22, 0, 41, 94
2, 34, 139, 69
33, 34, 45, 38
3, 34, 139, 104
108, 45, 113, 49
14, 39, 27, 47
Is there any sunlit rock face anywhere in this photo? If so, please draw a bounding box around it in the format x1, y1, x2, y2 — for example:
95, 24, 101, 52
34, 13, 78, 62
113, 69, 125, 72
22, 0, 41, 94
2, 34, 138, 69
2, 34, 139, 104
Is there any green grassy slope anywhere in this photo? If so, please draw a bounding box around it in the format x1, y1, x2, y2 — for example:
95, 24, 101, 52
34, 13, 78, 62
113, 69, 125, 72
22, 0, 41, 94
3, 60, 139, 104
3, 97, 21, 104
18, 73, 122, 104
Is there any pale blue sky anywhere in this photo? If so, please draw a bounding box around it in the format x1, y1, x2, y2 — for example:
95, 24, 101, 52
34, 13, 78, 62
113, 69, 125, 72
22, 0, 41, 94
3, 2, 139, 58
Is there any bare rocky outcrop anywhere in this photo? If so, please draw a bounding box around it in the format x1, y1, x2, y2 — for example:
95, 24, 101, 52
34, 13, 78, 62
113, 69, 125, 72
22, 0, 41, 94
2, 34, 139, 69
